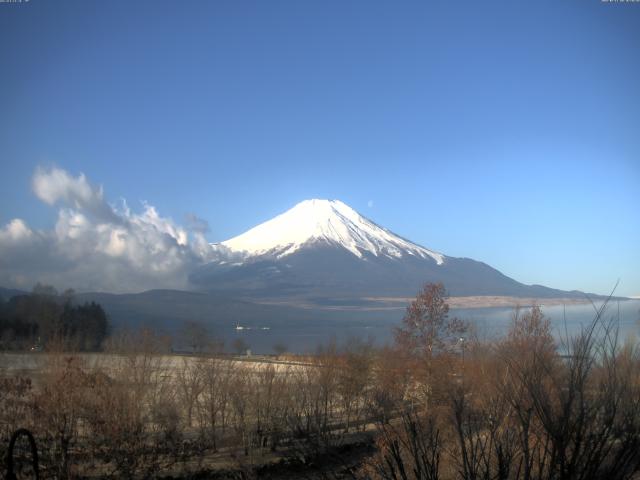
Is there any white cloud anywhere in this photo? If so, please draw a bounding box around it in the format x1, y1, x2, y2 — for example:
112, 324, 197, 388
0, 219, 34, 244
32, 166, 120, 223
0, 166, 216, 293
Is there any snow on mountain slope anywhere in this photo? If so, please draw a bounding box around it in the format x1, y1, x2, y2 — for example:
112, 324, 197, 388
212, 199, 444, 264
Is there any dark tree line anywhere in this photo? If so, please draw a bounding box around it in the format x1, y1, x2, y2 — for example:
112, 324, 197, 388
0, 284, 109, 351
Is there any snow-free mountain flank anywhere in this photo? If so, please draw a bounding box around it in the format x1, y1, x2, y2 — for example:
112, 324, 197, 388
213, 199, 445, 264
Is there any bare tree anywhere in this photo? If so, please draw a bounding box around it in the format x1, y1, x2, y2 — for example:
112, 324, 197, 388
197, 357, 234, 451
83, 327, 182, 478
34, 354, 87, 479
175, 357, 204, 428
233, 337, 249, 355
394, 283, 466, 360
180, 320, 210, 354
394, 283, 466, 407
338, 337, 374, 432
369, 345, 412, 424
361, 409, 442, 480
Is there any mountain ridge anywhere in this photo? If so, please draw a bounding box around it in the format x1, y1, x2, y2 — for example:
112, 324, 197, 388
193, 199, 592, 300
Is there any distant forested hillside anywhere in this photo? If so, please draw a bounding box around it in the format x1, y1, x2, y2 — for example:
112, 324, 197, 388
0, 284, 110, 350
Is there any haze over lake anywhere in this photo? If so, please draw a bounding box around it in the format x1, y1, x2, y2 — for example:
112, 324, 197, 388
219, 300, 640, 355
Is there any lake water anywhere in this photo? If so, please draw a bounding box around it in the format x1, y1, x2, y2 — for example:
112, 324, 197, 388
221, 300, 640, 355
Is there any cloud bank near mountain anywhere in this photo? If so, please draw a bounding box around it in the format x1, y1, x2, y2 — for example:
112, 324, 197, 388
0, 167, 213, 293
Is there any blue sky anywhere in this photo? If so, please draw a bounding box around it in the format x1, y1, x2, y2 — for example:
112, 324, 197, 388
0, 0, 639, 296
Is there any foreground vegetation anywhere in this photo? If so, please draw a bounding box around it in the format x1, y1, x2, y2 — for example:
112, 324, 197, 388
1, 283, 639, 479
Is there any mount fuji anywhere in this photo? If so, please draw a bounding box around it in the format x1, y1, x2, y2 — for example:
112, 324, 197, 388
190, 199, 579, 301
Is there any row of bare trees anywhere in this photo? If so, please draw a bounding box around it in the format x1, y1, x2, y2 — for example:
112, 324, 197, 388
0, 328, 387, 478
361, 284, 640, 480
1, 283, 639, 479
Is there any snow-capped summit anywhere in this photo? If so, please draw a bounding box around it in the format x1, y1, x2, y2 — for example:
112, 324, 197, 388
214, 199, 444, 264
193, 199, 577, 299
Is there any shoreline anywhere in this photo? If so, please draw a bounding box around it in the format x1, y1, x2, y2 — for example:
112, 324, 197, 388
363, 295, 627, 309
252, 295, 633, 311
